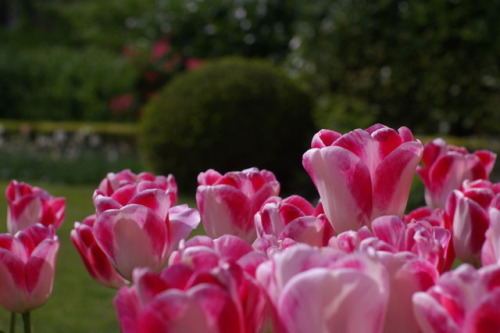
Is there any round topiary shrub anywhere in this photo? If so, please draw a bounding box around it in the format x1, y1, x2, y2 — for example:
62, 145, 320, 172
139, 57, 316, 193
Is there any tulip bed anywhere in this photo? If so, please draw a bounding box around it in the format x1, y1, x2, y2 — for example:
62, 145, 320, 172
0, 182, 199, 332
1, 123, 500, 333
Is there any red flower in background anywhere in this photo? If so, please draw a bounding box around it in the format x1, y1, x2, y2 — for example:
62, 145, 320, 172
6, 180, 65, 234
110, 34, 204, 120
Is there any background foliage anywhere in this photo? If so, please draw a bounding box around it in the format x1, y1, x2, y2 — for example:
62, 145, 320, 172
291, 0, 500, 135
1, 0, 500, 190
2, 0, 500, 136
139, 57, 315, 194
0, 47, 136, 121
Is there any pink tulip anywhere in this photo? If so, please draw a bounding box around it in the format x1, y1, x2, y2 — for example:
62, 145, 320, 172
413, 263, 500, 333
115, 267, 243, 333
196, 168, 280, 242
256, 244, 388, 333
404, 206, 446, 228
93, 171, 178, 215
254, 195, 334, 246
369, 215, 453, 273
417, 138, 496, 208
93, 202, 200, 281
70, 215, 128, 288
303, 124, 423, 233
252, 234, 299, 258
73, 169, 198, 283
444, 180, 500, 265
0, 224, 59, 313
169, 235, 268, 331
377, 251, 438, 333
97, 169, 177, 203
6, 180, 65, 234
116, 235, 267, 333
328, 225, 440, 333
169, 234, 256, 269
481, 196, 500, 266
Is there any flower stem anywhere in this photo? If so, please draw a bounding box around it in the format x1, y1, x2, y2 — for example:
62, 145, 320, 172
21, 312, 30, 333
9, 313, 16, 333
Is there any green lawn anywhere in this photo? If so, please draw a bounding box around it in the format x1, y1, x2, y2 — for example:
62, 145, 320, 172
0, 181, 199, 332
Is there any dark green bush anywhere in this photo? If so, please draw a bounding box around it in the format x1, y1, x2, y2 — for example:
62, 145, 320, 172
139, 57, 315, 193
0, 46, 136, 121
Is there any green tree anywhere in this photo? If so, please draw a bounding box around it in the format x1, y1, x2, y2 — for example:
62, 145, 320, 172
134, 0, 302, 62
293, 0, 500, 136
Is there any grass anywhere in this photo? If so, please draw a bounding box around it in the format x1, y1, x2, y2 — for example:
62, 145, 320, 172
0, 181, 198, 333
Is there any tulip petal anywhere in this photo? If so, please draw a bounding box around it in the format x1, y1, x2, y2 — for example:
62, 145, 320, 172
373, 141, 423, 217
278, 267, 386, 333
0, 250, 27, 312
197, 185, 253, 240
413, 292, 461, 333
303, 146, 372, 232
94, 205, 167, 280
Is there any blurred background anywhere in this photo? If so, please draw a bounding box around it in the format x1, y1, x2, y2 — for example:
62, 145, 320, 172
1, 0, 499, 190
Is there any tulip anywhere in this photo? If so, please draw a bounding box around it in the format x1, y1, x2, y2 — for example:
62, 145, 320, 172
96, 169, 178, 205
0, 224, 59, 313
444, 180, 500, 265
196, 168, 280, 242
115, 267, 243, 333
377, 251, 438, 333
303, 124, 423, 233
93, 202, 200, 281
116, 234, 267, 333
413, 263, 500, 333
74, 169, 199, 283
481, 196, 500, 266
417, 138, 496, 209
256, 244, 388, 333
252, 234, 298, 258
70, 215, 128, 288
328, 226, 440, 333
169, 234, 255, 269
254, 195, 334, 246
369, 215, 453, 273
404, 206, 446, 228
93, 174, 177, 216
6, 180, 65, 234
169, 234, 268, 331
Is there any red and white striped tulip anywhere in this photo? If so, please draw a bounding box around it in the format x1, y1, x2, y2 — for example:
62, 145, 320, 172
444, 180, 500, 265
256, 244, 389, 333
196, 168, 280, 242
97, 169, 177, 204
404, 206, 446, 228
481, 196, 500, 266
169, 234, 262, 276
116, 235, 267, 333
417, 138, 496, 209
6, 180, 65, 234
377, 251, 438, 333
413, 263, 500, 333
369, 215, 453, 273
93, 202, 200, 281
115, 267, 244, 333
70, 215, 128, 288
254, 195, 334, 247
329, 226, 440, 333
303, 124, 423, 233
0, 224, 59, 313
93, 174, 177, 216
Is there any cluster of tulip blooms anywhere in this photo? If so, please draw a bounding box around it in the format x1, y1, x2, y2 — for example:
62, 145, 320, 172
1, 123, 500, 333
